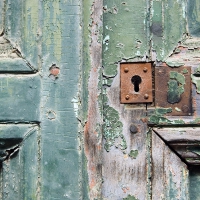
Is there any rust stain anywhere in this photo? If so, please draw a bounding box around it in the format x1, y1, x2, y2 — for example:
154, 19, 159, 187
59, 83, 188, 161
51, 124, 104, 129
83, 0, 103, 198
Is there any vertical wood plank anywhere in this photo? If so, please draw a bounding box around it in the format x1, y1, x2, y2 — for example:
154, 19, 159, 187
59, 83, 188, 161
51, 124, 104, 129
102, 0, 151, 199
152, 130, 189, 200
0, 0, 5, 33
102, 69, 149, 199
151, 0, 187, 61
40, 0, 82, 199
5, 0, 39, 67
82, 0, 103, 199
103, 0, 151, 77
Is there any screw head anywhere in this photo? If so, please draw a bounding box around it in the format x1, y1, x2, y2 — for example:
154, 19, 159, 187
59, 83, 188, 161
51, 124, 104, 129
182, 105, 189, 113
124, 68, 129, 73
125, 95, 130, 100
144, 94, 149, 99
130, 124, 138, 134
143, 67, 148, 73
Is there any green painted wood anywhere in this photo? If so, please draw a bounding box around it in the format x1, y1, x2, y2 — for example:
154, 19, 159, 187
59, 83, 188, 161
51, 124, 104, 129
0, 125, 38, 199
151, 0, 187, 61
189, 166, 200, 200
40, 0, 81, 199
187, 0, 200, 37
0, 0, 83, 199
5, 0, 39, 69
0, 59, 34, 73
0, 1, 5, 33
103, 0, 150, 77
0, 75, 40, 122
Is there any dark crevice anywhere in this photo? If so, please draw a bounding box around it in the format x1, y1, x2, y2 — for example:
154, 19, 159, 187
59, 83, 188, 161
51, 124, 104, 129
192, 73, 200, 77
0, 121, 40, 125
4, 145, 19, 161
148, 123, 200, 128
0, 71, 37, 74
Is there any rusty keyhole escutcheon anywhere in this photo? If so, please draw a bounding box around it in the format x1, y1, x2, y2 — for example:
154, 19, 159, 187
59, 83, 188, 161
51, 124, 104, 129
120, 63, 153, 103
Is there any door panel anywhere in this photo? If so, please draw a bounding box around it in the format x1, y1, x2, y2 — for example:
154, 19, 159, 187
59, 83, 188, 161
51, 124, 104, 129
0, 0, 82, 199
101, 0, 200, 200
0, 75, 40, 121
0, 125, 39, 199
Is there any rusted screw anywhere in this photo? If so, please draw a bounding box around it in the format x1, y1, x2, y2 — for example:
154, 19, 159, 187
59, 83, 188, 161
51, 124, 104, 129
130, 124, 138, 134
144, 94, 149, 99
143, 67, 148, 73
125, 95, 130, 100
182, 105, 189, 113
124, 68, 129, 73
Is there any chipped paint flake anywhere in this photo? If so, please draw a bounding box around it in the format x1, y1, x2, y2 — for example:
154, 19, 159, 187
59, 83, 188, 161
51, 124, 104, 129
123, 194, 138, 200
149, 108, 172, 124
168, 71, 185, 104
175, 107, 181, 112
129, 150, 138, 159
103, 105, 127, 152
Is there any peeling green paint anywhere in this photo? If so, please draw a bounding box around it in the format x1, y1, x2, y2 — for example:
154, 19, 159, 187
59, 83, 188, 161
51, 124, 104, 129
103, 105, 127, 152
182, 68, 188, 74
149, 115, 172, 124
155, 108, 172, 115
103, 0, 150, 76
151, 0, 186, 61
123, 194, 138, 200
170, 71, 185, 85
166, 61, 184, 67
173, 119, 185, 124
102, 77, 114, 87
129, 150, 138, 159
148, 108, 172, 124
168, 71, 185, 104
188, 0, 200, 37
191, 117, 200, 124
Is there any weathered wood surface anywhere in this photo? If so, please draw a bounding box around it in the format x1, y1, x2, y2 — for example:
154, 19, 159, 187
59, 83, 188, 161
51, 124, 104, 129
1, 0, 200, 199
82, 0, 103, 198
153, 127, 200, 142
102, 0, 151, 199
153, 128, 200, 165
0, 125, 38, 199
102, 70, 149, 199
152, 130, 189, 200
0, 0, 83, 199
101, 0, 200, 200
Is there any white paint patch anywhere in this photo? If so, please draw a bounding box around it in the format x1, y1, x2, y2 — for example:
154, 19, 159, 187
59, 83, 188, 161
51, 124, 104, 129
71, 97, 79, 117
103, 35, 110, 44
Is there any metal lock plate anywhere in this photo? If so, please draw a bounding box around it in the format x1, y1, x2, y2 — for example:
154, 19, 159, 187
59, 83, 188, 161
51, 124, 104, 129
120, 63, 153, 103
155, 65, 192, 116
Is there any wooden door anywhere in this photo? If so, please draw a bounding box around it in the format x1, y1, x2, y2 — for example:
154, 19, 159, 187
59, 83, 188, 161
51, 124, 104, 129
98, 0, 200, 199
0, 1, 82, 199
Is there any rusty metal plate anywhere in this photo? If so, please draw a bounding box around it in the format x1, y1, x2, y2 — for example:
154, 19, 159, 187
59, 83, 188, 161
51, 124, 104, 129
155, 65, 192, 116
120, 63, 153, 103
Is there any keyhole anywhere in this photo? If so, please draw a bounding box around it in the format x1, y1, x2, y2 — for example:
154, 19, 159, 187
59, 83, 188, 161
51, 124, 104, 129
131, 75, 142, 92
